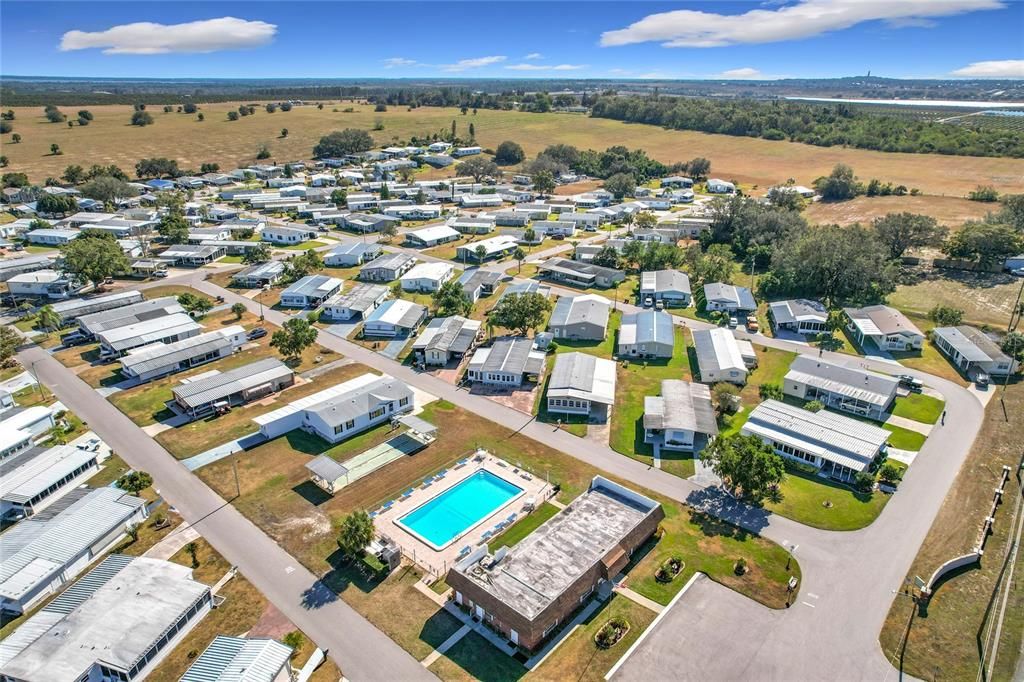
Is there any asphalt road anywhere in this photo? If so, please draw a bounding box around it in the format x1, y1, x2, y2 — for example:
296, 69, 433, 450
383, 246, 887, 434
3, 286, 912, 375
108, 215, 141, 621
16, 344, 435, 682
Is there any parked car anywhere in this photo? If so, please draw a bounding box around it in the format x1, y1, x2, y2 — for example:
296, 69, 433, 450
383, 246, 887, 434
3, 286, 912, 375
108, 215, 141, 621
153, 270, 168, 278
247, 327, 268, 340
746, 316, 759, 332
643, 296, 654, 307
60, 331, 88, 347
897, 374, 924, 392
655, 300, 665, 311
728, 316, 739, 328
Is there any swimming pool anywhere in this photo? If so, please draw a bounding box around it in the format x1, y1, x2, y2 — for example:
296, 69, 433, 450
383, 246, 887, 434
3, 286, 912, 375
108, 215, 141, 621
396, 470, 523, 550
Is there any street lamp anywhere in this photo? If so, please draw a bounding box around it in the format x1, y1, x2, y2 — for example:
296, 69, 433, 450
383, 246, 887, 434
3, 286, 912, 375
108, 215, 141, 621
259, 284, 269, 321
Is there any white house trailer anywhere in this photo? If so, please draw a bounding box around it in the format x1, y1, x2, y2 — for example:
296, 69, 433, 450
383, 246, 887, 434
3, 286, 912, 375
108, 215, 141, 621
254, 373, 413, 443
6, 271, 82, 301
643, 380, 718, 452
0, 555, 213, 681
0, 445, 102, 520
119, 326, 247, 383
401, 262, 455, 293
25, 229, 80, 246
261, 225, 317, 245
0, 488, 147, 615
405, 224, 461, 248
412, 316, 482, 366
181, 636, 294, 682
321, 283, 390, 321
769, 299, 829, 335
844, 305, 925, 351
97, 312, 203, 358
703, 282, 757, 313
640, 270, 692, 307
691, 328, 748, 384
546, 352, 616, 421
466, 336, 546, 387
324, 241, 383, 267
742, 400, 888, 482
77, 296, 183, 339
455, 235, 519, 263
280, 275, 343, 308
452, 146, 482, 157
932, 325, 1018, 379
360, 253, 418, 282
783, 355, 898, 420
619, 310, 675, 359
363, 299, 428, 337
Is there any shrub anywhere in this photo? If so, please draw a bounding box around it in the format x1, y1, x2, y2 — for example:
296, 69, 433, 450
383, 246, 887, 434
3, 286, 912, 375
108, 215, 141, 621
758, 382, 784, 401
854, 471, 876, 492
594, 617, 630, 649
655, 556, 685, 583
804, 400, 824, 413
734, 558, 748, 576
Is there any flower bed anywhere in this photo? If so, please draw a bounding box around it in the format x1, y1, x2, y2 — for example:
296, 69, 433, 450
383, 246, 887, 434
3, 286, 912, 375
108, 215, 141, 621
594, 617, 630, 649
655, 555, 685, 583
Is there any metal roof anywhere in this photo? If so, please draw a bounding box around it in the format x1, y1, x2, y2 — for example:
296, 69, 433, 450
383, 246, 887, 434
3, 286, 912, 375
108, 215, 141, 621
413, 316, 481, 355
742, 399, 888, 471
769, 299, 828, 325
97, 312, 202, 351
361, 252, 416, 273
932, 325, 1009, 364
282, 274, 342, 299
0, 489, 144, 601
0, 444, 98, 505
78, 296, 182, 334
619, 310, 674, 348
785, 355, 898, 408
172, 358, 293, 409
326, 241, 381, 259
549, 294, 611, 330
233, 261, 285, 281
639, 270, 691, 296
407, 224, 460, 243
643, 380, 718, 435
548, 352, 616, 405
540, 257, 622, 280
843, 305, 923, 338
304, 376, 413, 428
181, 635, 293, 682
474, 336, 545, 375
0, 555, 209, 681
120, 327, 241, 376
402, 262, 454, 282
305, 454, 349, 482
323, 282, 390, 314
50, 290, 143, 320
364, 298, 427, 328
691, 328, 746, 375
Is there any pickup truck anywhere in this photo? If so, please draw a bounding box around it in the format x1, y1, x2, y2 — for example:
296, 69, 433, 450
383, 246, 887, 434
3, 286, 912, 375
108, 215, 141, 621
897, 374, 924, 392
746, 316, 759, 332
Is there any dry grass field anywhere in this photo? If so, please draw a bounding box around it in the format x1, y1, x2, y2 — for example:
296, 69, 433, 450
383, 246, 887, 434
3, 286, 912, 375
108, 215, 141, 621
805, 195, 995, 228
4, 103, 1023, 198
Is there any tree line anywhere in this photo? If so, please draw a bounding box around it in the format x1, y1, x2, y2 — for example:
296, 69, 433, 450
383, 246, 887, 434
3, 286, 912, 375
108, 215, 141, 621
589, 96, 1024, 158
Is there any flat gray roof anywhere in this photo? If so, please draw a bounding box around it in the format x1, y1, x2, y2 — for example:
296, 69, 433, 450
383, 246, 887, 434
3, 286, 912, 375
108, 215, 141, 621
644, 380, 718, 435
121, 328, 239, 375
640, 270, 691, 296
769, 299, 827, 325
78, 296, 183, 335
0, 554, 207, 682
0, 488, 144, 602
324, 282, 390, 314
620, 310, 674, 347
453, 477, 659, 621
413, 316, 481, 355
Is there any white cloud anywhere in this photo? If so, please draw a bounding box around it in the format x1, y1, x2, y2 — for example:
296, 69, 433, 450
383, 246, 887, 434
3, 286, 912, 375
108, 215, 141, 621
440, 55, 506, 72
950, 59, 1024, 77
717, 67, 764, 79
383, 57, 421, 68
524, 52, 544, 60
60, 16, 276, 55
506, 63, 587, 71
600, 0, 1004, 48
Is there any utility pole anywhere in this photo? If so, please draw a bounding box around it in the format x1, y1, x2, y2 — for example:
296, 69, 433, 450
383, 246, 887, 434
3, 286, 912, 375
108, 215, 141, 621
231, 454, 241, 499
999, 276, 1024, 414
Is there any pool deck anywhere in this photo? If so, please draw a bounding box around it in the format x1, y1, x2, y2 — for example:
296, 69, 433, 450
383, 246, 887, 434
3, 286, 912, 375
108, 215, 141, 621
372, 452, 551, 577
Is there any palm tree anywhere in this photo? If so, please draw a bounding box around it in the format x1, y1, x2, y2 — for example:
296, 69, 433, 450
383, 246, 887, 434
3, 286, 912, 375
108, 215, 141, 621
475, 244, 487, 263
36, 304, 61, 335
513, 247, 526, 273
185, 542, 199, 568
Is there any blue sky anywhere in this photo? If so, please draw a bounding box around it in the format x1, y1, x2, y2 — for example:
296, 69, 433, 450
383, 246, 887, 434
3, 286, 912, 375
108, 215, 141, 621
2, 1, 1023, 80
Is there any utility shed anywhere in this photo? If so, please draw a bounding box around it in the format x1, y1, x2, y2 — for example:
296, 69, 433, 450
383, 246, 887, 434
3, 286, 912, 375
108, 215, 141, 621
447, 477, 663, 652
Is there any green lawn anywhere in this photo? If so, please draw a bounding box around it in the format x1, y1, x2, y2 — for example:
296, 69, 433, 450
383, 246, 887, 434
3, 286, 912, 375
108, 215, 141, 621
766, 469, 891, 531
608, 327, 693, 478
891, 393, 945, 425
881, 423, 927, 451
487, 502, 560, 552
551, 309, 620, 359
427, 631, 526, 682
627, 500, 798, 609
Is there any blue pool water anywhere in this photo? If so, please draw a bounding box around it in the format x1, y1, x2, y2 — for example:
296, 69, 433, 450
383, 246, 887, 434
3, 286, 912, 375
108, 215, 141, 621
397, 471, 523, 549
